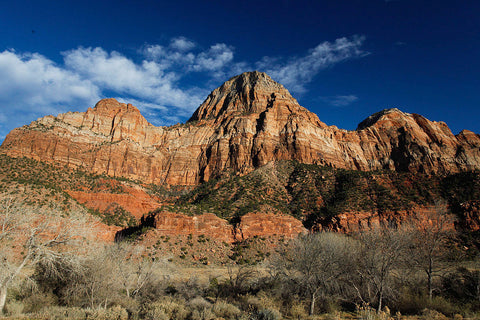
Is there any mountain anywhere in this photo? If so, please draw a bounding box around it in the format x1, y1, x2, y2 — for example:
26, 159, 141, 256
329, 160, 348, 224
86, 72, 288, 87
2, 71, 479, 190
1, 71, 480, 247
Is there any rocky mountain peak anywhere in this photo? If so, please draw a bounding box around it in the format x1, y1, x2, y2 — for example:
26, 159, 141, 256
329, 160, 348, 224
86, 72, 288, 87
89, 98, 142, 117
232, 71, 285, 90
356, 108, 411, 130
189, 71, 300, 122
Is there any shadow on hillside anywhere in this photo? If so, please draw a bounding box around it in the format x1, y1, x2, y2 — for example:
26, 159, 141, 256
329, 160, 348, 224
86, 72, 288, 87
114, 213, 156, 242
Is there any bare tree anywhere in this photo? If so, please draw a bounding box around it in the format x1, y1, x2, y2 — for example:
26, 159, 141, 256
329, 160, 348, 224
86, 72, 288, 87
0, 197, 91, 314
271, 232, 353, 315
224, 265, 259, 297
352, 227, 410, 313
59, 242, 169, 309
107, 243, 168, 299
408, 203, 455, 300
64, 247, 120, 309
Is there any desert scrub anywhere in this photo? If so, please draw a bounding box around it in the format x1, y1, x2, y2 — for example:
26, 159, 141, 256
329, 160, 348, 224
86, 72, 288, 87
141, 297, 189, 320
36, 306, 128, 320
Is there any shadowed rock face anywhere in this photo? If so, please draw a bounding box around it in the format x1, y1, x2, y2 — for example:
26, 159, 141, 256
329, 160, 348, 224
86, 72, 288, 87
1, 71, 480, 187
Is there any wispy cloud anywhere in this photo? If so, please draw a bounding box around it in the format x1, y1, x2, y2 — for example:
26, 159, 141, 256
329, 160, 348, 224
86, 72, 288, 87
142, 41, 242, 80
257, 35, 368, 93
0, 50, 100, 112
0, 35, 368, 140
0, 50, 101, 137
169, 37, 196, 52
321, 95, 359, 107
63, 47, 203, 110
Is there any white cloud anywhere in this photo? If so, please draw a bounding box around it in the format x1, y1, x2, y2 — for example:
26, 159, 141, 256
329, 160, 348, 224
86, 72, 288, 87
170, 37, 196, 52
63, 47, 203, 110
191, 43, 234, 72
0, 49, 99, 113
142, 44, 196, 69
322, 95, 359, 107
0, 50, 100, 138
142, 40, 237, 79
257, 35, 367, 93
0, 35, 368, 140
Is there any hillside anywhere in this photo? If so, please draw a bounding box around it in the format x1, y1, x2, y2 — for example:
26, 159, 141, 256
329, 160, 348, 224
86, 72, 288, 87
140, 160, 479, 231
0, 154, 174, 227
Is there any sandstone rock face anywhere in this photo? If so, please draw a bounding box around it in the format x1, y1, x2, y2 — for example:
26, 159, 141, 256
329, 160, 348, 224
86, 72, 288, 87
153, 212, 234, 243
1, 72, 480, 187
314, 206, 456, 234
142, 206, 453, 242
458, 201, 480, 231
95, 223, 123, 242
67, 187, 162, 220
235, 212, 307, 241
149, 211, 307, 243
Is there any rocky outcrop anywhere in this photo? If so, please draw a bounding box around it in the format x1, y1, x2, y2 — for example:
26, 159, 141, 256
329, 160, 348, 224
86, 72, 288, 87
235, 212, 307, 241
1, 71, 479, 188
153, 212, 234, 243
67, 188, 163, 219
145, 211, 307, 243
457, 201, 480, 231
132, 205, 455, 242
313, 206, 456, 233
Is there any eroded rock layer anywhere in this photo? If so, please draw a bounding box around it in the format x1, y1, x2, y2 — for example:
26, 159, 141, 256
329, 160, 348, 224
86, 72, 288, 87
2, 71, 480, 187
148, 211, 306, 243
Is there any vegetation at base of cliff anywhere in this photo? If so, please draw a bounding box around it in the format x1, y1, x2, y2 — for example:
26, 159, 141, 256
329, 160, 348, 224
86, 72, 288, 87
2, 153, 479, 231
0, 154, 174, 227
146, 182, 191, 199
228, 236, 282, 265
164, 167, 290, 220
0, 154, 131, 194
161, 161, 480, 232
88, 205, 137, 227
4, 217, 480, 319
165, 161, 457, 226
441, 171, 480, 208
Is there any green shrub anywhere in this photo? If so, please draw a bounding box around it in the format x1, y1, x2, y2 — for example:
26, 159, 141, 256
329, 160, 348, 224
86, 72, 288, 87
356, 305, 390, 320
189, 297, 215, 320
142, 297, 189, 320
288, 301, 308, 320
212, 301, 242, 319
36, 306, 129, 320
4, 300, 25, 317
37, 306, 87, 320
22, 291, 58, 313
86, 306, 129, 320
250, 308, 282, 320
397, 292, 461, 316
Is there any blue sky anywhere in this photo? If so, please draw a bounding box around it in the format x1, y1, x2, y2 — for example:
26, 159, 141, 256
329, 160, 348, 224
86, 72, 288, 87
0, 0, 479, 141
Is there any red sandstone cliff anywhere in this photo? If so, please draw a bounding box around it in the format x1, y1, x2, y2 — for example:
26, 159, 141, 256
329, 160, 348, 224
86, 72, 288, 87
1, 71, 479, 187
144, 211, 306, 243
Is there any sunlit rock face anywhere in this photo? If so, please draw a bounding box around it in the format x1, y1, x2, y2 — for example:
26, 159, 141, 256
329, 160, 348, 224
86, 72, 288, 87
2, 71, 480, 187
